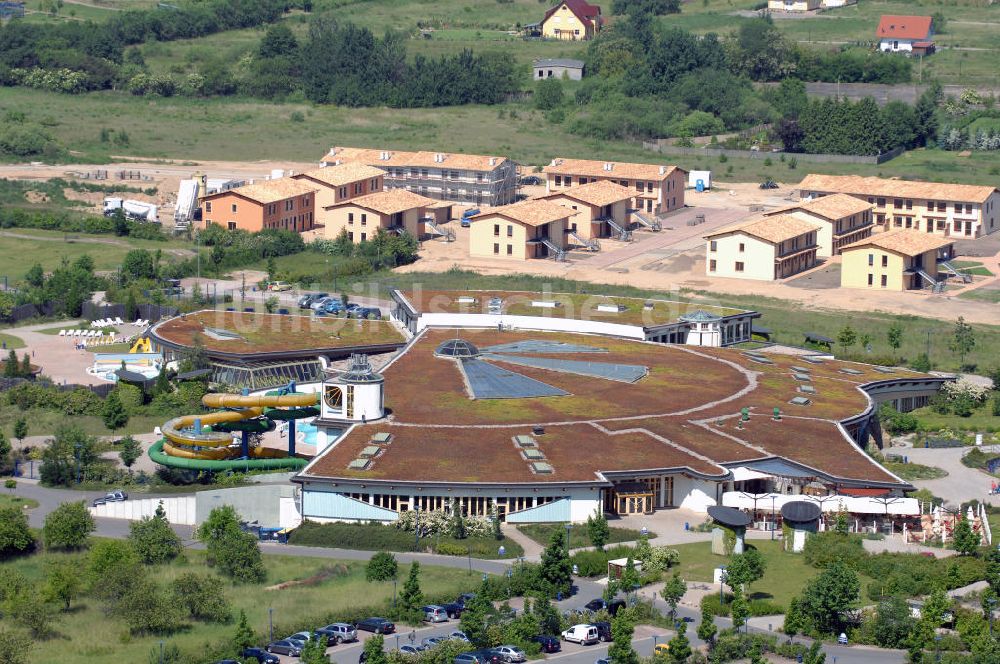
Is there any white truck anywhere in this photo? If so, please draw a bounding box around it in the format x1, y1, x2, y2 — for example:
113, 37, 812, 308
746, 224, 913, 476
173, 179, 200, 230
103, 197, 159, 223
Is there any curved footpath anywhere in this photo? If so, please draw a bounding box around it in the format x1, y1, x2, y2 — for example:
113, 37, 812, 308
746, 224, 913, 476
12, 481, 904, 663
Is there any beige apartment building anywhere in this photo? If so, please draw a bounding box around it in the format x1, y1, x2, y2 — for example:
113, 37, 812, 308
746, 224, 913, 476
319, 147, 517, 206
323, 190, 439, 243
840, 230, 955, 291
539, 180, 632, 242
469, 200, 572, 261
290, 164, 386, 226
765, 193, 874, 256
704, 215, 819, 281
798, 174, 1000, 238
542, 158, 685, 216
200, 179, 317, 233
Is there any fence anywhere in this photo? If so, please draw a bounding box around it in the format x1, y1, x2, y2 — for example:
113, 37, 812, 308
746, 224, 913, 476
642, 140, 905, 165
791, 82, 1000, 107
81, 302, 178, 323
0, 375, 115, 397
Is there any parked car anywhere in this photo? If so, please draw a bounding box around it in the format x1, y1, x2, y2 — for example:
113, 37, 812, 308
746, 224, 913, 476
298, 292, 329, 308
442, 602, 465, 618
310, 297, 334, 311
530, 635, 560, 654
583, 599, 607, 613
592, 621, 612, 642
356, 617, 395, 634
453, 650, 502, 664
399, 645, 425, 655
607, 600, 626, 616
493, 645, 526, 663
595, 659, 611, 664
562, 624, 599, 645
324, 300, 358, 315
653, 643, 671, 656
268, 281, 292, 292
265, 640, 302, 657
214, 660, 241, 664
349, 306, 381, 320
422, 637, 447, 649
92, 490, 127, 507
285, 631, 316, 647
316, 622, 358, 644
241, 648, 279, 664
421, 605, 449, 623
449, 631, 471, 642
519, 175, 542, 186
456, 593, 476, 606
460, 209, 480, 228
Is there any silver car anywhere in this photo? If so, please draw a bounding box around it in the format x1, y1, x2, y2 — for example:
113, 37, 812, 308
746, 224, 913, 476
310, 297, 334, 312
493, 646, 526, 663
422, 605, 449, 623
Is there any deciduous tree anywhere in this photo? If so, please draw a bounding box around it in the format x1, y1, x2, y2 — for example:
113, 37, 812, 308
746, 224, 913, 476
0, 505, 34, 557
586, 509, 610, 550
366, 551, 398, 582
119, 435, 142, 468
42, 500, 95, 550
800, 562, 859, 633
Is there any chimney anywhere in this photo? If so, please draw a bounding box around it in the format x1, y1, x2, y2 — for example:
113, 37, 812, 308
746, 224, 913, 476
604, 162, 613, 171
489, 158, 496, 166
659, 165, 666, 175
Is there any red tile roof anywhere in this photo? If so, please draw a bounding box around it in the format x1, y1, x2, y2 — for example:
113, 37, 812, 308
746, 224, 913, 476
876, 15, 932, 41
543, 0, 601, 28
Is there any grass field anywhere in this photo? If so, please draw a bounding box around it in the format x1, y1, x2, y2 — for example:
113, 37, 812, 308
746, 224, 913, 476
950, 260, 994, 277
2, 546, 480, 664
882, 461, 949, 480
670, 539, 874, 610
0, 407, 165, 440
2, 88, 999, 186
0, 228, 194, 279
516, 523, 652, 549
0, 330, 26, 349
909, 402, 1000, 433
0, 493, 39, 509
958, 287, 1000, 303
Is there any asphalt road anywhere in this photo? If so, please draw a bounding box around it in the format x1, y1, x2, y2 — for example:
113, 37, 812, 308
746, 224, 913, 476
15, 482, 906, 663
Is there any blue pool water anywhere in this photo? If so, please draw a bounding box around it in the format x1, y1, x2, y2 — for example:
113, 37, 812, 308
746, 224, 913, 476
297, 421, 319, 445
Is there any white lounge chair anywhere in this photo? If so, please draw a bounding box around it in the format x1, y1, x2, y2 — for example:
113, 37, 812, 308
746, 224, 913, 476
58, 329, 66, 336
113, 317, 123, 325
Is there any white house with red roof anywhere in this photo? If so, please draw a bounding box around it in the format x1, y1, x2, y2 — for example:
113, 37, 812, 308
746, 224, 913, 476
540, 0, 602, 41
877, 15, 935, 55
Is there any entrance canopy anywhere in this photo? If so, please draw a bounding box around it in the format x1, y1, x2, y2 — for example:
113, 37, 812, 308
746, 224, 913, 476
722, 492, 918, 516
730, 466, 773, 482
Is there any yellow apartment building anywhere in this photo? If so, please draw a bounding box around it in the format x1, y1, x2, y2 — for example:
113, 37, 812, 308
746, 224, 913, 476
542, 158, 685, 216
704, 215, 819, 281
469, 200, 572, 261
323, 190, 438, 243
798, 174, 1000, 238
840, 230, 955, 291
539, 180, 632, 242
765, 193, 874, 256
540, 0, 602, 40
290, 163, 386, 226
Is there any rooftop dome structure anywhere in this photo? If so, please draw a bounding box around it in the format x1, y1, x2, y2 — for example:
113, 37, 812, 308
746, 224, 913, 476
337, 354, 384, 384
679, 309, 722, 323
435, 338, 480, 359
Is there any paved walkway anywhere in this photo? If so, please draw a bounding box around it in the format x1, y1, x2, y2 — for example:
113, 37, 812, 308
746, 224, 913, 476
902, 444, 999, 507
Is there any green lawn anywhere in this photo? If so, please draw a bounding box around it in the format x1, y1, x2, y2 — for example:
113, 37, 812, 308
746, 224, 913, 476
909, 402, 1000, 433
0, 228, 194, 280
0, 331, 26, 350
671, 539, 874, 611
0, 407, 165, 440
0, 493, 40, 510
882, 461, 949, 480
958, 288, 1000, 304
1, 546, 481, 664
950, 261, 994, 277
517, 523, 653, 549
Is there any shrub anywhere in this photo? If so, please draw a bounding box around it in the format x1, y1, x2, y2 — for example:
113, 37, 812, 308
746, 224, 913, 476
0, 506, 34, 557
802, 532, 867, 570
42, 501, 95, 550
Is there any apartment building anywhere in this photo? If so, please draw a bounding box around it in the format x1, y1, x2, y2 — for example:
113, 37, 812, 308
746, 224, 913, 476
199, 179, 317, 233
323, 190, 439, 243
539, 180, 632, 242
764, 193, 873, 256
542, 158, 685, 215
290, 163, 385, 221
840, 230, 955, 291
319, 147, 517, 206
469, 200, 572, 261
704, 215, 819, 281
798, 174, 1000, 238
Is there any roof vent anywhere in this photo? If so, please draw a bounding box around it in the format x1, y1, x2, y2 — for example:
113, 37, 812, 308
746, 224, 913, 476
523, 448, 546, 460
840, 368, 864, 376
643, 301, 654, 311
531, 300, 562, 309
359, 445, 380, 458
530, 461, 554, 474
596, 303, 625, 313
532, 426, 545, 436
790, 366, 811, 374
603, 162, 614, 171
514, 435, 537, 448
789, 396, 811, 406
347, 458, 371, 470
371, 432, 393, 444
792, 373, 811, 382
799, 385, 817, 395
457, 296, 478, 304
489, 158, 497, 166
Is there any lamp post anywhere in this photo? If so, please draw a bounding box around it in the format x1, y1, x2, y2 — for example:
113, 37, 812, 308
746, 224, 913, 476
565, 523, 572, 552
268, 607, 274, 642
934, 634, 942, 662
158, 640, 164, 664
771, 494, 777, 540
468, 546, 472, 575
395, 634, 400, 651
393, 578, 397, 608
989, 597, 997, 636
414, 505, 420, 551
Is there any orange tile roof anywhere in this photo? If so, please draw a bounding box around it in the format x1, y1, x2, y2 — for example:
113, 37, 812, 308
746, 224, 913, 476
541, 180, 633, 207
798, 174, 998, 204
543, 157, 682, 181
293, 163, 386, 188
206, 178, 316, 205
471, 199, 573, 227
876, 15, 933, 40
841, 229, 954, 257
705, 214, 818, 244
768, 193, 872, 221
326, 189, 437, 215
321, 146, 510, 172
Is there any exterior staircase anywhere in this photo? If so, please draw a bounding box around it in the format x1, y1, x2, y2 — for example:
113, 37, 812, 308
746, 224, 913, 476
539, 237, 567, 261
938, 260, 972, 284
567, 230, 600, 252
424, 219, 456, 242
632, 211, 662, 232
914, 268, 939, 290
602, 216, 633, 242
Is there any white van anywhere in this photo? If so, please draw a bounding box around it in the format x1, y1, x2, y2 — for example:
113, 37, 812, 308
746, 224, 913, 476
561, 624, 599, 645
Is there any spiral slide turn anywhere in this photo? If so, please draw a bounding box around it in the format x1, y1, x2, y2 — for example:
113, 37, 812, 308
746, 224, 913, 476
152, 390, 319, 471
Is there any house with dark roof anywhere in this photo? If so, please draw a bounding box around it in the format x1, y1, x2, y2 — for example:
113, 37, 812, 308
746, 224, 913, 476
877, 15, 934, 55
540, 0, 602, 41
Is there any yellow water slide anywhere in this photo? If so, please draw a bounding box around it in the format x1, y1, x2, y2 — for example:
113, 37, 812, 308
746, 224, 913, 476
161, 392, 318, 460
